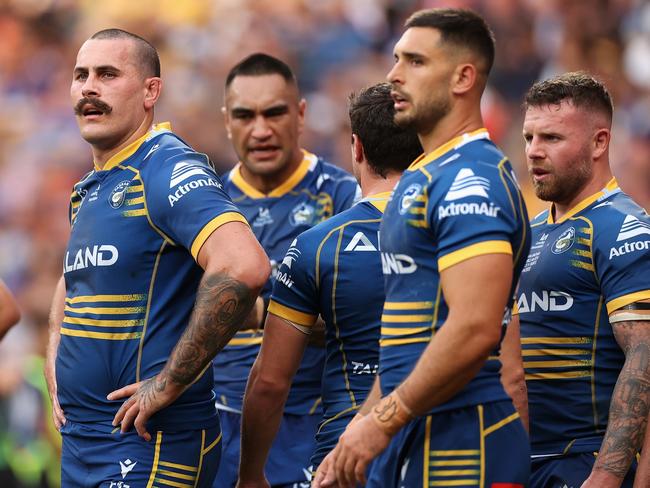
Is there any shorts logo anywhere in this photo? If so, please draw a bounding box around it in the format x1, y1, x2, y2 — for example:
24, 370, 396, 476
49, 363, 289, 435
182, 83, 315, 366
119, 459, 137, 478
616, 215, 650, 241
290, 202, 316, 226
444, 168, 489, 201
399, 184, 422, 215
552, 227, 575, 254
109, 181, 131, 209
170, 161, 213, 187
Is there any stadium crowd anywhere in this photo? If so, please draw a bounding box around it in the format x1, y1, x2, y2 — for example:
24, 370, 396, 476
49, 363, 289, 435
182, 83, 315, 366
0, 0, 649, 486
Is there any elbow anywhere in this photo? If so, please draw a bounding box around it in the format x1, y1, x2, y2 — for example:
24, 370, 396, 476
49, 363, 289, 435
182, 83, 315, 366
230, 254, 271, 297
248, 368, 291, 400
465, 318, 503, 355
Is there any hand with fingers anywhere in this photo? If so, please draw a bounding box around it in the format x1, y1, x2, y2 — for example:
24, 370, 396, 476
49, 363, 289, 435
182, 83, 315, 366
44, 364, 66, 429
318, 414, 391, 488
107, 374, 183, 441
312, 451, 338, 488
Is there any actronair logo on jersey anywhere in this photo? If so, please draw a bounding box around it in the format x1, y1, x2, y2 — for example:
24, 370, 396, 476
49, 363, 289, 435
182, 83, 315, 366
168, 161, 222, 207
609, 215, 650, 259
438, 168, 500, 219
64, 245, 118, 273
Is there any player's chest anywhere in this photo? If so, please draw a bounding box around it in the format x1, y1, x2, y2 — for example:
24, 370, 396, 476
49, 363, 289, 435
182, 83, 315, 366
241, 194, 332, 245
66, 172, 160, 272
381, 173, 432, 253
521, 221, 596, 290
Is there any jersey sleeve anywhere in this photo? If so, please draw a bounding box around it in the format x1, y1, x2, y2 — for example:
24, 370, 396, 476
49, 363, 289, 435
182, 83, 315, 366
267, 235, 319, 328
430, 165, 515, 272
593, 209, 650, 315
145, 150, 247, 261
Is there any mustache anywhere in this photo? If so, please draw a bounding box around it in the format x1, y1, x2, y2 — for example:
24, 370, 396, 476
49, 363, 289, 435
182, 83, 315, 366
74, 97, 113, 116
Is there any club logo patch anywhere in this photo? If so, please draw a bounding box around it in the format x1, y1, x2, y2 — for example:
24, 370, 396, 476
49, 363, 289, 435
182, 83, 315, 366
399, 184, 422, 215
552, 227, 575, 254
109, 181, 131, 209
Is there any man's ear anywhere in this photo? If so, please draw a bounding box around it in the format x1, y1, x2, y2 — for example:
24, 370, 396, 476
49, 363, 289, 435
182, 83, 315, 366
451, 63, 477, 96
222, 106, 232, 140
143, 77, 162, 109
352, 133, 365, 164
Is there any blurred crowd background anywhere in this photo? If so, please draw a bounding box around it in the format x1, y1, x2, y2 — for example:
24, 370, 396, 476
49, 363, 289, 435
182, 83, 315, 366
0, 0, 648, 486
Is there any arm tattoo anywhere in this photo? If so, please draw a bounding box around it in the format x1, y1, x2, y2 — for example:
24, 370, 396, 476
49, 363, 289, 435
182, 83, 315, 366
595, 320, 650, 477
162, 272, 256, 386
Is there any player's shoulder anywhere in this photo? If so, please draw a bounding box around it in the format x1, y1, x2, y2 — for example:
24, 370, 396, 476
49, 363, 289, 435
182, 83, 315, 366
306, 151, 356, 189
588, 189, 648, 231
140, 132, 218, 186
530, 209, 550, 227
297, 201, 374, 246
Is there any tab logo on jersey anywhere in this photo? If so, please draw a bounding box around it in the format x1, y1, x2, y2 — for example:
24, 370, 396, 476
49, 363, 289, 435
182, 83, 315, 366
616, 215, 650, 241
516, 290, 573, 313
344, 231, 378, 252
351, 361, 378, 375
399, 184, 422, 215
64, 245, 118, 272
109, 181, 131, 209
252, 207, 274, 227
381, 253, 417, 275
169, 161, 214, 187
444, 168, 489, 201
551, 227, 575, 254
290, 202, 316, 226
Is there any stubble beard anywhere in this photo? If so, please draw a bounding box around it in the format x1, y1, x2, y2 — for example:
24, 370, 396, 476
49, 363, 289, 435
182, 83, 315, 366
532, 153, 593, 204
394, 96, 451, 136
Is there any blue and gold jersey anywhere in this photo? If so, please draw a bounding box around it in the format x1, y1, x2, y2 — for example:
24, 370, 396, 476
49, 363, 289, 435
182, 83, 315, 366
268, 193, 387, 463
379, 129, 530, 412
213, 150, 359, 414
518, 179, 650, 456
57, 123, 247, 433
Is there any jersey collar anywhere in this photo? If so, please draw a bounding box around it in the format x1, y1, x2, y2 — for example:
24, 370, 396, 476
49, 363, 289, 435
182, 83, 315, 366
360, 191, 392, 213
408, 128, 490, 171
547, 177, 619, 224
230, 149, 316, 199
95, 122, 172, 172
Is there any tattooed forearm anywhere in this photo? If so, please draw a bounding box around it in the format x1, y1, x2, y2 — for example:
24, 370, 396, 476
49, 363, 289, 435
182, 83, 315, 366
162, 272, 256, 387
595, 320, 650, 477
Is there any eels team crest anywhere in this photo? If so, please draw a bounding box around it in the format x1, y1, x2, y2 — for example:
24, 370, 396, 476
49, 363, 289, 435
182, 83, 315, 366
552, 227, 575, 254
109, 181, 132, 209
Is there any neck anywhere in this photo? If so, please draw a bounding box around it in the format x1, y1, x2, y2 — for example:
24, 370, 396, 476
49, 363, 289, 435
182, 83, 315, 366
240, 148, 304, 194
553, 162, 613, 221
360, 169, 402, 198
93, 115, 154, 169
419, 103, 484, 154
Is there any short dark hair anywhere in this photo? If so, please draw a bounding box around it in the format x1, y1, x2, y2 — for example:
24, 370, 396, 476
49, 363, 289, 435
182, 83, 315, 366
405, 8, 495, 75
225, 53, 296, 89
349, 83, 422, 178
90, 28, 160, 78
524, 71, 613, 121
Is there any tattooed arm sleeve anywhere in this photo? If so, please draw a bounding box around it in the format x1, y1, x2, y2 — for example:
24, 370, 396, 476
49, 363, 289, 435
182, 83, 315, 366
593, 319, 650, 479
162, 220, 270, 389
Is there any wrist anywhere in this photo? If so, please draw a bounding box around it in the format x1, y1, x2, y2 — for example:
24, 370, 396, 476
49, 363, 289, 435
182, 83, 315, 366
370, 390, 414, 437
